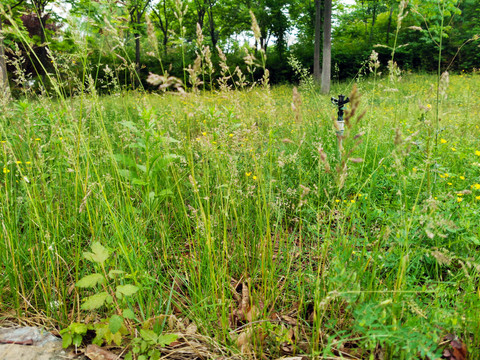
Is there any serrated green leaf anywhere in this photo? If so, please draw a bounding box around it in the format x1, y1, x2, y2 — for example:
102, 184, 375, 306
108, 270, 125, 279
111, 331, 123, 346
83, 242, 109, 264
93, 323, 109, 344
73, 333, 82, 347
161, 136, 179, 144
113, 153, 137, 167
157, 189, 173, 197
120, 120, 139, 133
109, 315, 124, 334
69, 323, 88, 335
62, 332, 72, 348
118, 169, 133, 180
157, 333, 178, 347
76, 273, 105, 288
132, 178, 148, 186
150, 349, 161, 360
123, 308, 136, 319
116, 284, 139, 297
92, 336, 103, 346
164, 154, 182, 162
468, 236, 480, 245
81, 292, 109, 310
140, 329, 157, 343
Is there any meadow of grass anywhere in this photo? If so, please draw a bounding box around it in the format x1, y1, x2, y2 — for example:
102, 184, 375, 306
1, 72, 480, 359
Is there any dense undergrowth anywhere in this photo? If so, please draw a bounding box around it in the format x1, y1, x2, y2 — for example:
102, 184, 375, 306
1, 73, 480, 359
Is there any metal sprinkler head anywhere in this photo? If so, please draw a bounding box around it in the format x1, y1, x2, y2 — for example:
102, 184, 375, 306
331, 94, 350, 135
331, 94, 350, 109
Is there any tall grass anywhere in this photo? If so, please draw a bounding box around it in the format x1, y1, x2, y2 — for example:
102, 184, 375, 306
1, 71, 480, 358
1, 4, 480, 359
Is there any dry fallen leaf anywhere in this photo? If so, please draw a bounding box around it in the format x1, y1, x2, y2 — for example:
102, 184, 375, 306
236, 328, 253, 354
85, 344, 119, 360
442, 334, 467, 360
185, 323, 197, 335
281, 315, 298, 326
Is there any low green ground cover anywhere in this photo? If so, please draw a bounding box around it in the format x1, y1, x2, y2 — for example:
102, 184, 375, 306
1, 73, 479, 359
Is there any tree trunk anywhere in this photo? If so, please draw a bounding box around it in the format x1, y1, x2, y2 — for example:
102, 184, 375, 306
163, 32, 168, 56
152, 2, 169, 57
321, 0, 331, 94
314, 0, 322, 84
0, 18, 11, 101
39, 14, 47, 83
386, 4, 393, 45
368, 1, 377, 45
163, 0, 168, 56
135, 9, 141, 86
207, 2, 216, 48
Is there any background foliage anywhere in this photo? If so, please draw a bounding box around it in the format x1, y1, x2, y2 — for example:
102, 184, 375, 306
1, 0, 479, 93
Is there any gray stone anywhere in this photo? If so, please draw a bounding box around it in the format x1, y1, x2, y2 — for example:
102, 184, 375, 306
0, 327, 60, 346
0, 342, 68, 360
0, 327, 85, 360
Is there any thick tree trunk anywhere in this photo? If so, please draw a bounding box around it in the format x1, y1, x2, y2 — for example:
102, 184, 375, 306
321, 0, 331, 94
0, 19, 11, 101
207, 6, 216, 48
314, 0, 322, 84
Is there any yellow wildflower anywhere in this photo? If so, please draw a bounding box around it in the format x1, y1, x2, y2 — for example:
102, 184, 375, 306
457, 197, 463, 203
202, 132, 207, 136
35, 138, 41, 141
412, 167, 417, 172
440, 139, 447, 144
3, 168, 10, 173
451, 147, 456, 151
335, 199, 341, 203
447, 182, 453, 186
245, 172, 251, 177
229, 134, 234, 137
475, 150, 480, 156
476, 196, 480, 200
473, 183, 480, 190
460, 176, 465, 180
253, 176, 257, 180
351, 199, 356, 203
